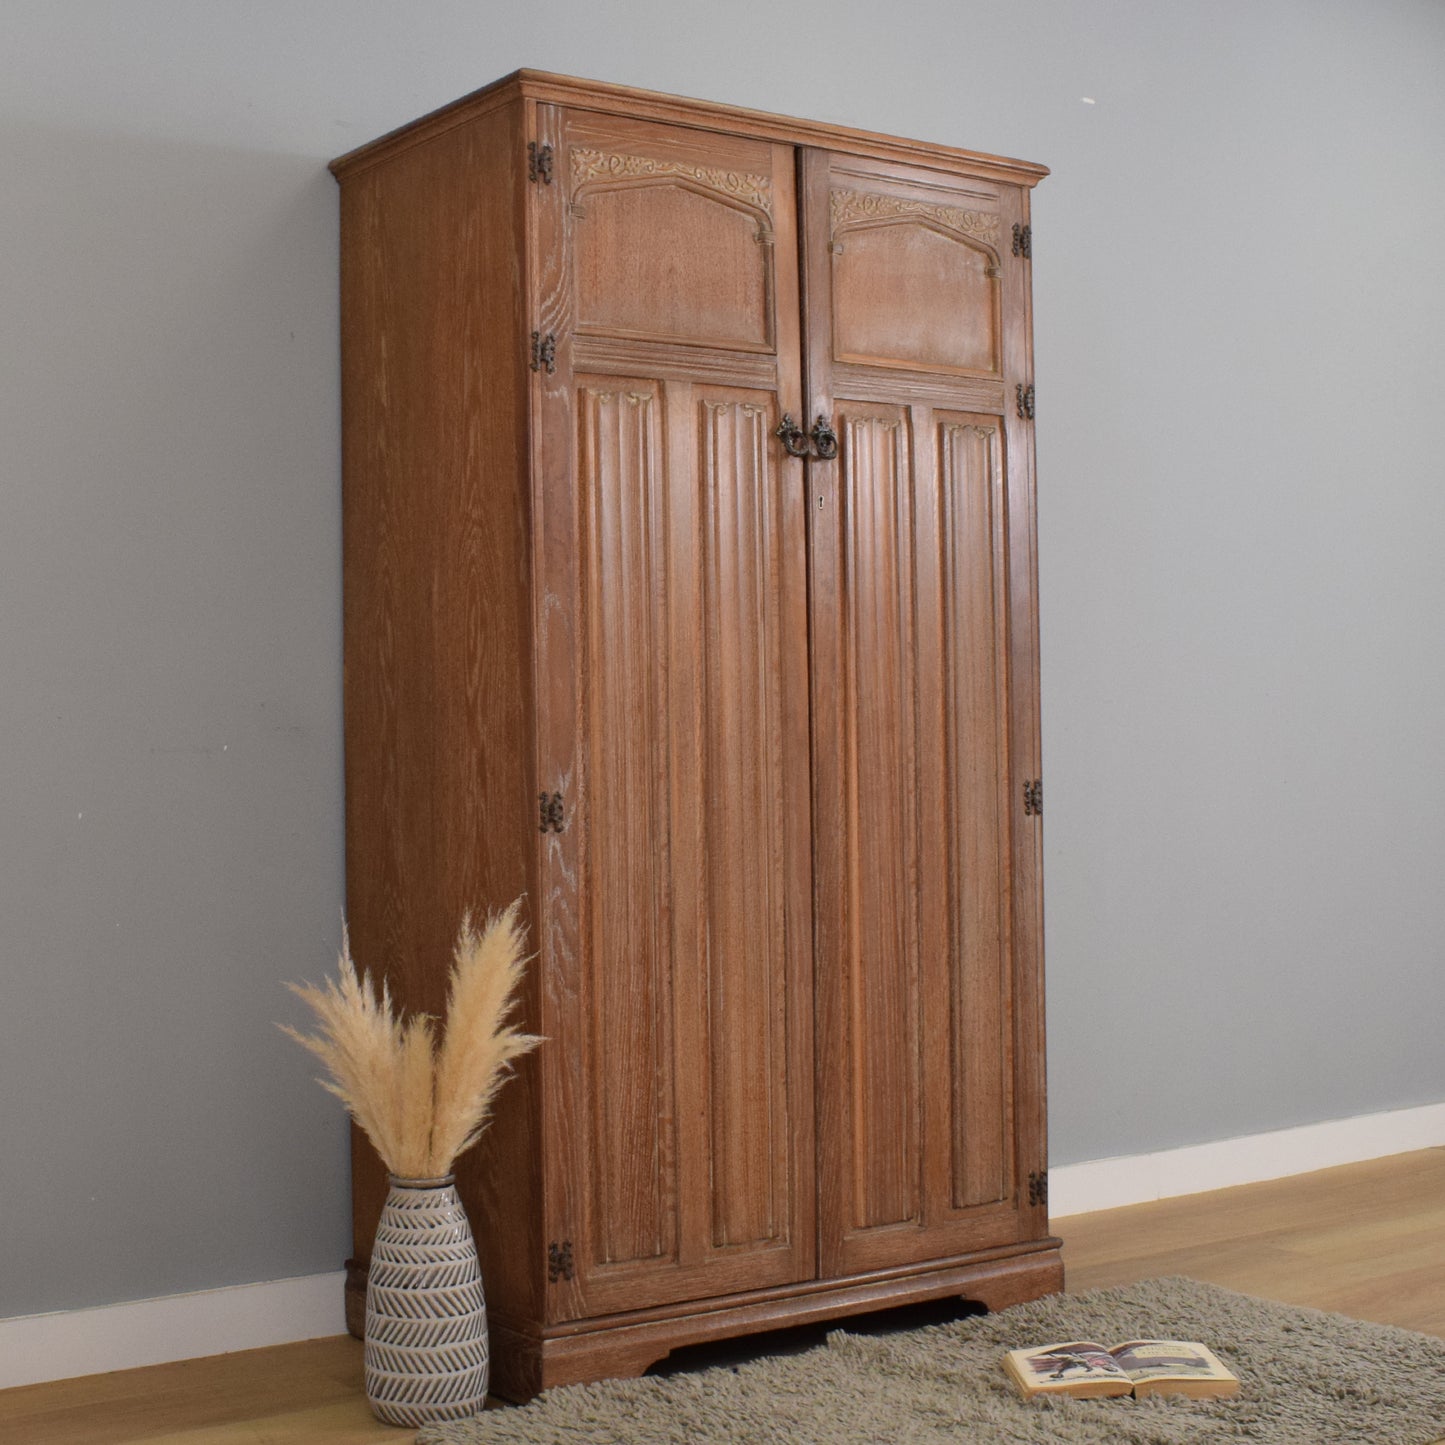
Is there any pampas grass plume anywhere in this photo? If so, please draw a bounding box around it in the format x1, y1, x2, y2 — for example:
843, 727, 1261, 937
430, 901, 541, 1174
280, 905, 539, 1179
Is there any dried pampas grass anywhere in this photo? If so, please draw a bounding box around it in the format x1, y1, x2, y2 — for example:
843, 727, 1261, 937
431, 905, 536, 1173
281, 902, 540, 1180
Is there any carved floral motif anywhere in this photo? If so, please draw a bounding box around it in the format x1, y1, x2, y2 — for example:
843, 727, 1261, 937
830, 188, 999, 244
570, 147, 772, 217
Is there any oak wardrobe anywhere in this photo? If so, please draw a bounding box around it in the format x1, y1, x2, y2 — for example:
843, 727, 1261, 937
331, 70, 1060, 1400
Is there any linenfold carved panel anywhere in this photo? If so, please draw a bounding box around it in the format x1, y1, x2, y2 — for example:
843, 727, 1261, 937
575, 379, 801, 1284
838, 407, 923, 1233
577, 382, 678, 1271
697, 392, 790, 1253
937, 416, 1010, 1215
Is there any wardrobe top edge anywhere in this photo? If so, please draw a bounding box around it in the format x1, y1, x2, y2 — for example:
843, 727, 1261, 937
328, 68, 1049, 187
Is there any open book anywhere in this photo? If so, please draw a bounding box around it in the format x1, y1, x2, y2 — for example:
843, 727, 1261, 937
1002, 1339, 1241, 1400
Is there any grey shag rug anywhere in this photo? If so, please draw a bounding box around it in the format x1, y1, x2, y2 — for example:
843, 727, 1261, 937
417, 1276, 1445, 1444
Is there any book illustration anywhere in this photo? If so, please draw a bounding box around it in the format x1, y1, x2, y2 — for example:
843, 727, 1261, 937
1026, 1344, 1128, 1382
1002, 1338, 1241, 1401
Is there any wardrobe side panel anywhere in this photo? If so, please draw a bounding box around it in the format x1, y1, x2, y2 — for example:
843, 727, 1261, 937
338, 95, 543, 1334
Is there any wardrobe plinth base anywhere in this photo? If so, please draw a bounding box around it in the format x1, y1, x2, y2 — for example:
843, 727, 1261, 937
488, 1241, 1065, 1402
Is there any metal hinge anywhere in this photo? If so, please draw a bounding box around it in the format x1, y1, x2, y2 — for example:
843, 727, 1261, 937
1028, 1171, 1049, 1207
547, 1240, 576, 1282
530, 331, 557, 374
1023, 779, 1042, 816
539, 791, 565, 834
1012, 222, 1032, 259
528, 142, 554, 184
1015, 383, 1035, 421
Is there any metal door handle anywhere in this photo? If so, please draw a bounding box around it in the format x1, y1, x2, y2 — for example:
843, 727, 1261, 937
775, 413, 811, 458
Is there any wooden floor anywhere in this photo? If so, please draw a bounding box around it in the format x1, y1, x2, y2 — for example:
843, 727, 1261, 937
4, 1147, 1442, 1444
1060, 1145, 1445, 1338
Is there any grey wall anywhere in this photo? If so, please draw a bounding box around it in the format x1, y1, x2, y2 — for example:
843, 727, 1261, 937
2, 0, 1441, 1318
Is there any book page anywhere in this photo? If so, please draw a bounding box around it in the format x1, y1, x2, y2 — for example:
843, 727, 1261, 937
1109, 1340, 1235, 1382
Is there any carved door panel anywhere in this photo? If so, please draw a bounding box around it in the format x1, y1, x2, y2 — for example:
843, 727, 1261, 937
801, 149, 1047, 1279
530, 105, 816, 1320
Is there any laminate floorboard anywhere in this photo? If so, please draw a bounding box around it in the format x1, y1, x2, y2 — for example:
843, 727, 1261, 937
1056, 1146, 1445, 1338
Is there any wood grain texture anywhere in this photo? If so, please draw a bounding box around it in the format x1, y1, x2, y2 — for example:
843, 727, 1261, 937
527, 1245, 1063, 1390
573, 182, 773, 350
7, 1153, 1442, 1441
577, 378, 676, 1272
0, 1336, 408, 1445
338, 94, 542, 1331
533, 107, 814, 1328
839, 404, 924, 1234
1057, 1149, 1445, 1339
830, 199, 1001, 374
803, 146, 1045, 1281
695, 386, 794, 1252
336, 70, 1049, 1398
999, 178, 1048, 1241
937, 416, 1010, 1213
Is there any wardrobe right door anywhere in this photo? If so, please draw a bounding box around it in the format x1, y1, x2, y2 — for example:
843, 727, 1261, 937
801, 146, 1049, 1281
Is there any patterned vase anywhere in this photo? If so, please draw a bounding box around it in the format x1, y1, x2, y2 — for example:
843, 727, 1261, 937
364, 1175, 489, 1426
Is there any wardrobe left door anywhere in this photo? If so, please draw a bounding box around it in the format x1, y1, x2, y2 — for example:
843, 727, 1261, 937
529, 102, 817, 1321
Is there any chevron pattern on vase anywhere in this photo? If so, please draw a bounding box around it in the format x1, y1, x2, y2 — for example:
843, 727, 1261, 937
364, 1177, 490, 1428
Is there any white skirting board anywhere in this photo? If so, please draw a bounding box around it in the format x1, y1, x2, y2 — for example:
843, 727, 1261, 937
0, 1270, 345, 1391
4, 1102, 1444, 1391
1048, 1101, 1445, 1218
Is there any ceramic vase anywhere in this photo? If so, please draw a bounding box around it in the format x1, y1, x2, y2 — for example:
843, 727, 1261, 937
364, 1175, 489, 1426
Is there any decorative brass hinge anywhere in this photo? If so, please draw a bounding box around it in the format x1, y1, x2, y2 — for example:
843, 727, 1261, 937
1015, 383, 1035, 421
1023, 779, 1042, 816
547, 1240, 576, 1282
530, 331, 557, 374
528, 142, 554, 185
1012, 222, 1032, 259
1028, 1171, 1049, 1207
539, 791, 565, 834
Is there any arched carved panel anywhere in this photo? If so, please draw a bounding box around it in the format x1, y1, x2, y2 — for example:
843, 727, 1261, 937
570, 148, 775, 351
830, 189, 1001, 375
